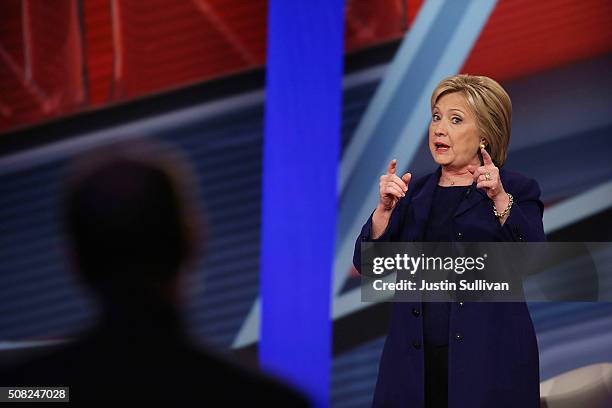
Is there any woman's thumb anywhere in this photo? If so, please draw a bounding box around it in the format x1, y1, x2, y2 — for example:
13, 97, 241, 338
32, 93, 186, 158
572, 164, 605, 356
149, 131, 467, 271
402, 172, 412, 184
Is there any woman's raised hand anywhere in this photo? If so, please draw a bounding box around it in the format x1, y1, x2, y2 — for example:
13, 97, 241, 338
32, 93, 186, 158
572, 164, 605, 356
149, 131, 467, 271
378, 159, 412, 212
467, 147, 512, 224
467, 147, 505, 200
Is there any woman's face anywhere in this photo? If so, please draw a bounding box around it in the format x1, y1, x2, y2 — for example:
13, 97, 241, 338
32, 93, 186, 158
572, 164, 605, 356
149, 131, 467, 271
429, 92, 481, 169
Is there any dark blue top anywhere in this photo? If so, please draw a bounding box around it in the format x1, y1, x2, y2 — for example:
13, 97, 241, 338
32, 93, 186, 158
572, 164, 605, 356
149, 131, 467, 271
423, 185, 470, 347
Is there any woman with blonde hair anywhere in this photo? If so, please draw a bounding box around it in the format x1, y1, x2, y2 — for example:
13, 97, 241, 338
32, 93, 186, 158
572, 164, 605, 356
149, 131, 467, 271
354, 74, 545, 407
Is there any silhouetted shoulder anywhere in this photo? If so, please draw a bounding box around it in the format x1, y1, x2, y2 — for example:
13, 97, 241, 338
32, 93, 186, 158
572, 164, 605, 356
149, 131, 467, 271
0, 338, 309, 406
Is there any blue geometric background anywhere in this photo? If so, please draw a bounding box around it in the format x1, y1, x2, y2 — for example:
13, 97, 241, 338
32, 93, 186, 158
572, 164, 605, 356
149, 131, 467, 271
0, 32, 611, 408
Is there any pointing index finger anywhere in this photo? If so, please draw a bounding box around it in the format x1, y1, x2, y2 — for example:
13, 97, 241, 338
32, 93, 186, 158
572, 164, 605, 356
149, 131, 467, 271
481, 147, 494, 166
387, 159, 397, 175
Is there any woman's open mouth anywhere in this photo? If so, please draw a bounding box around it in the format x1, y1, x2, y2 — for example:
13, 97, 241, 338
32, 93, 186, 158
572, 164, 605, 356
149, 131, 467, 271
434, 141, 450, 153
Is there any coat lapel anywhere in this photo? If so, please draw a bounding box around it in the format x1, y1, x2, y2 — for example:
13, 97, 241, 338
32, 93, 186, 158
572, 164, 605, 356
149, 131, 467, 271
454, 183, 487, 217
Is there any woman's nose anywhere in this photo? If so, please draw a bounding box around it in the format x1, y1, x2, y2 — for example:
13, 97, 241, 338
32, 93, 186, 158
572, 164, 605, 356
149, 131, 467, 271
434, 122, 447, 136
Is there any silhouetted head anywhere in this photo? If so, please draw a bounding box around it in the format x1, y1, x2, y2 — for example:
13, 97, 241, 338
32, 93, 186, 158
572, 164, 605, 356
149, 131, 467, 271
63, 141, 201, 304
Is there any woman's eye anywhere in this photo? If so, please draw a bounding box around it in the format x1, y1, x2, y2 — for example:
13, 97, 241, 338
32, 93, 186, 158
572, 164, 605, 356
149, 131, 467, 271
432, 114, 440, 121
451, 116, 462, 124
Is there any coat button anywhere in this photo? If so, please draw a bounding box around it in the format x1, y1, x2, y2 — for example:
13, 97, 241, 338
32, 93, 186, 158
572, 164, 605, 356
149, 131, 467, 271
458, 301, 464, 307
454, 332, 463, 342
412, 308, 421, 317
412, 340, 422, 349
518, 234, 524, 241
457, 232, 463, 240
361, 235, 368, 241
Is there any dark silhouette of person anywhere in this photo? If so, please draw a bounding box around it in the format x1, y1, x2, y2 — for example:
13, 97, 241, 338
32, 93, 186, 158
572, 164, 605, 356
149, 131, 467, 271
0, 141, 309, 406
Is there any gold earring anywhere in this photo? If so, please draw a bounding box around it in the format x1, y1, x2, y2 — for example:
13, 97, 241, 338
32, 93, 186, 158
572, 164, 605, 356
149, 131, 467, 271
480, 141, 486, 149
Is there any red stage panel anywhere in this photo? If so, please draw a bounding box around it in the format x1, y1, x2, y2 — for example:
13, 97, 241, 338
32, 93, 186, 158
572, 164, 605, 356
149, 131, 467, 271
1, 0, 611, 134
462, 0, 612, 81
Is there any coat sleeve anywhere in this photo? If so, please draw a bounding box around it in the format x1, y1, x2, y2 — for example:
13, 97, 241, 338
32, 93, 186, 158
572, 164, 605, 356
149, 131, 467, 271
352, 195, 410, 274
499, 177, 546, 242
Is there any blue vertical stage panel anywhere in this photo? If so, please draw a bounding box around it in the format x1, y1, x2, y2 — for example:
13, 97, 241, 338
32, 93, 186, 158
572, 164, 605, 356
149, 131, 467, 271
260, 0, 344, 406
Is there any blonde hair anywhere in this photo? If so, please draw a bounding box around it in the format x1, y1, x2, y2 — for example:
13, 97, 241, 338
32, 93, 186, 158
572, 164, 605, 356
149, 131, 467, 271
431, 74, 512, 167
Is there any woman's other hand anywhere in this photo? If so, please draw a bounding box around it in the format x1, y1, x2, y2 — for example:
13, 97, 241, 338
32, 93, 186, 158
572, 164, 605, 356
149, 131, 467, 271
371, 160, 412, 239
377, 159, 412, 213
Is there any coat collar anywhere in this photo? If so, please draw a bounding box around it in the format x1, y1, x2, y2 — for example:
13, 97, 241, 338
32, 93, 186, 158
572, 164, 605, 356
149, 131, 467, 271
410, 166, 488, 240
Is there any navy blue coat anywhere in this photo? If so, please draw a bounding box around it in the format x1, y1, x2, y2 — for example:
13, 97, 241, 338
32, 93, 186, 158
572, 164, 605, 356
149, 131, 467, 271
353, 167, 546, 408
